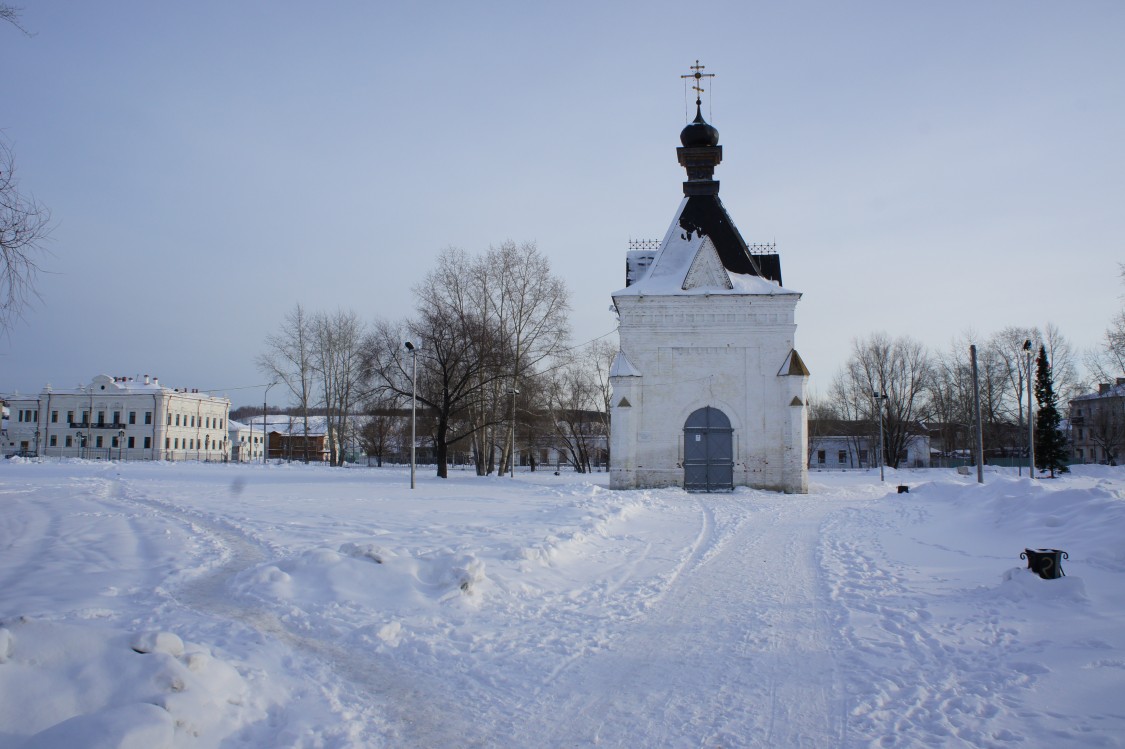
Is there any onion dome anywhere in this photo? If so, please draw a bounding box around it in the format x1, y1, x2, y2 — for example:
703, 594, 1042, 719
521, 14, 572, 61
680, 104, 720, 147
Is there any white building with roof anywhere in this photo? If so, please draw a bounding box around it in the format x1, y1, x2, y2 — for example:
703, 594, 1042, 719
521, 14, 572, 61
228, 420, 266, 462
3, 374, 231, 461
609, 76, 809, 493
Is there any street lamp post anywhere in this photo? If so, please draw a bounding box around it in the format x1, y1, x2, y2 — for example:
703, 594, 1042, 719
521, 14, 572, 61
263, 381, 277, 465
118, 429, 126, 461
405, 341, 417, 489
76, 431, 85, 459
508, 387, 520, 478
1024, 339, 1035, 477
873, 390, 888, 482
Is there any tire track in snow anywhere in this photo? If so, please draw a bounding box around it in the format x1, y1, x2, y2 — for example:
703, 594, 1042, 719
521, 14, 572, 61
104, 474, 481, 748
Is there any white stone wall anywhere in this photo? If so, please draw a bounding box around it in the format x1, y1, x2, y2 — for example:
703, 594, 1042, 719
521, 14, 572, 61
610, 292, 808, 493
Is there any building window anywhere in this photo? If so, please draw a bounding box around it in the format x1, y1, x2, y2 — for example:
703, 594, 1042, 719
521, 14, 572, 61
167, 413, 172, 425
145, 411, 152, 425
175, 414, 180, 426
98, 411, 106, 425
113, 411, 121, 425
51, 411, 58, 423
838, 450, 847, 464
128, 436, 135, 448
49, 435, 57, 447
144, 437, 151, 449
129, 411, 136, 424
67, 410, 74, 424
111, 436, 119, 448
859, 449, 868, 465
817, 450, 826, 465
65, 436, 73, 447
165, 438, 170, 449
96, 436, 103, 448
81, 410, 89, 424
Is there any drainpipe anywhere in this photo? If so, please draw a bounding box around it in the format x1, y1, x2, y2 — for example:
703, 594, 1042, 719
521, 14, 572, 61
44, 392, 51, 456
152, 393, 160, 460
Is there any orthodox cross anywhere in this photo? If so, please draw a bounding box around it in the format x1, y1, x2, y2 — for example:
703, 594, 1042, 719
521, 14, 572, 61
681, 60, 715, 106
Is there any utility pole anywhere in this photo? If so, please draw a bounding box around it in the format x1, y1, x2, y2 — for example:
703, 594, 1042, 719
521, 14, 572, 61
970, 344, 984, 484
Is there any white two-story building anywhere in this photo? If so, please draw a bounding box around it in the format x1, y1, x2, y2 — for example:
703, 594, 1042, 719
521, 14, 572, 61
4, 374, 231, 461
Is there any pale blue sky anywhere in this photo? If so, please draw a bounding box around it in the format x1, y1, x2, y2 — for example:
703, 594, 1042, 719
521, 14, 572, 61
2, 1, 1122, 407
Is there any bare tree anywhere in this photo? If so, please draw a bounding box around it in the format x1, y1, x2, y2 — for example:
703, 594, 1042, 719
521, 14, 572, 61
311, 308, 366, 466
363, 256, 506, 478
1, 138, 51, 332
358, 398, 405, 467
929, 338, 976, 459
1087, 397, 1125, 465
545, 341, 612, 473
487, 241, 571, 475
835, 333, 931, 469
257, 303, 315, 461
1, 4, 31, 35
1086, 264, 1125, 385
1042, 322, 1079, 407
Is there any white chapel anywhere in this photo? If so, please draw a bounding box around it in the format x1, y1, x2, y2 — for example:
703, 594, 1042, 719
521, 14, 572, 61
609, 68, 810, 493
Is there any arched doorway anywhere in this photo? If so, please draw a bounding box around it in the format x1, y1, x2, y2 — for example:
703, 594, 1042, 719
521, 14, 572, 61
683, 407, 734, 492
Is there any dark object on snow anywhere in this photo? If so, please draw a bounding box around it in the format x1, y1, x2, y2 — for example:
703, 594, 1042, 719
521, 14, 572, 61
1021, 548, 1068, 579
897, 485, 909, 494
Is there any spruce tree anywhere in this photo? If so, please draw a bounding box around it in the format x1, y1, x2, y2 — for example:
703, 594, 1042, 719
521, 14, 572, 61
1034, 344, 1069, 476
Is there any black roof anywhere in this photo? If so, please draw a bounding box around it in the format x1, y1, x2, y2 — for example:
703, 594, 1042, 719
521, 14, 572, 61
677, 194, 782, 286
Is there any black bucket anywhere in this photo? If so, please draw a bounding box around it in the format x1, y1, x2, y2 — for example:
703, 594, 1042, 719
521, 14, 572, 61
1020, 548, 1068, 580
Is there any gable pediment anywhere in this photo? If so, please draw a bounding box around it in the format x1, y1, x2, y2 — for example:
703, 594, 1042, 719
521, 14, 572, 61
682, 236, 733, 291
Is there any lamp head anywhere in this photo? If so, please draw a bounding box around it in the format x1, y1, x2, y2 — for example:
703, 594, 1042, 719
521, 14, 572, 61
404, 341, 415, 352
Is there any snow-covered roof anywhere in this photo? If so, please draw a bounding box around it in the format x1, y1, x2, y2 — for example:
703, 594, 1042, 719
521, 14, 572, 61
1073, 381, 1125, 401
614, 198, 800, 298
18, 374, 229, 403
609, 351, 642, 378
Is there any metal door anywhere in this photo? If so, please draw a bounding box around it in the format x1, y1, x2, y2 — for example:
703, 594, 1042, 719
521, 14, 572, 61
683, 407, 734, 492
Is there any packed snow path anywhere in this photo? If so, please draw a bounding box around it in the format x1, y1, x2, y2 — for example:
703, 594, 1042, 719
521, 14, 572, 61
505, 495, 845, 748
2, 461, 1124, 748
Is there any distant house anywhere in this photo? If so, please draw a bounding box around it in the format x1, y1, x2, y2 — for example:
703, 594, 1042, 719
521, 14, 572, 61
808, 419, 930, 470
1070, 378, 1125, 465
228, 420, 267, 463
259, 414, 330, 462
3, 374, 230, 461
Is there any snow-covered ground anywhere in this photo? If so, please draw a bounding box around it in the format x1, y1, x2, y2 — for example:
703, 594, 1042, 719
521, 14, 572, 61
1, 460, 1123, 748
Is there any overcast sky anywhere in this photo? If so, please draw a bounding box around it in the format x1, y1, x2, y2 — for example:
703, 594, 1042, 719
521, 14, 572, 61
2, 1, 1122, 408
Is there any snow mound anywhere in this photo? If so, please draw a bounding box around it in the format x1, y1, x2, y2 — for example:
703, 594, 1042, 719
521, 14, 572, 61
233, 543, 489, 614
0, 618, 258, 748
997, 566, 1089, 603
130, 630, 184, 657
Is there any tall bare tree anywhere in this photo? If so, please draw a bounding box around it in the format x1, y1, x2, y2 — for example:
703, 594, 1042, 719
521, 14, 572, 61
834, 333, 931, 469
311, 308, 366, 466
486, 241, 571, 475
1, 7, 49, 332
1086, 264, 1125, 386
257, 303, 315, 461
1, 135, 51, 333
364, 253, 505, 478
545, 340, 613, 473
